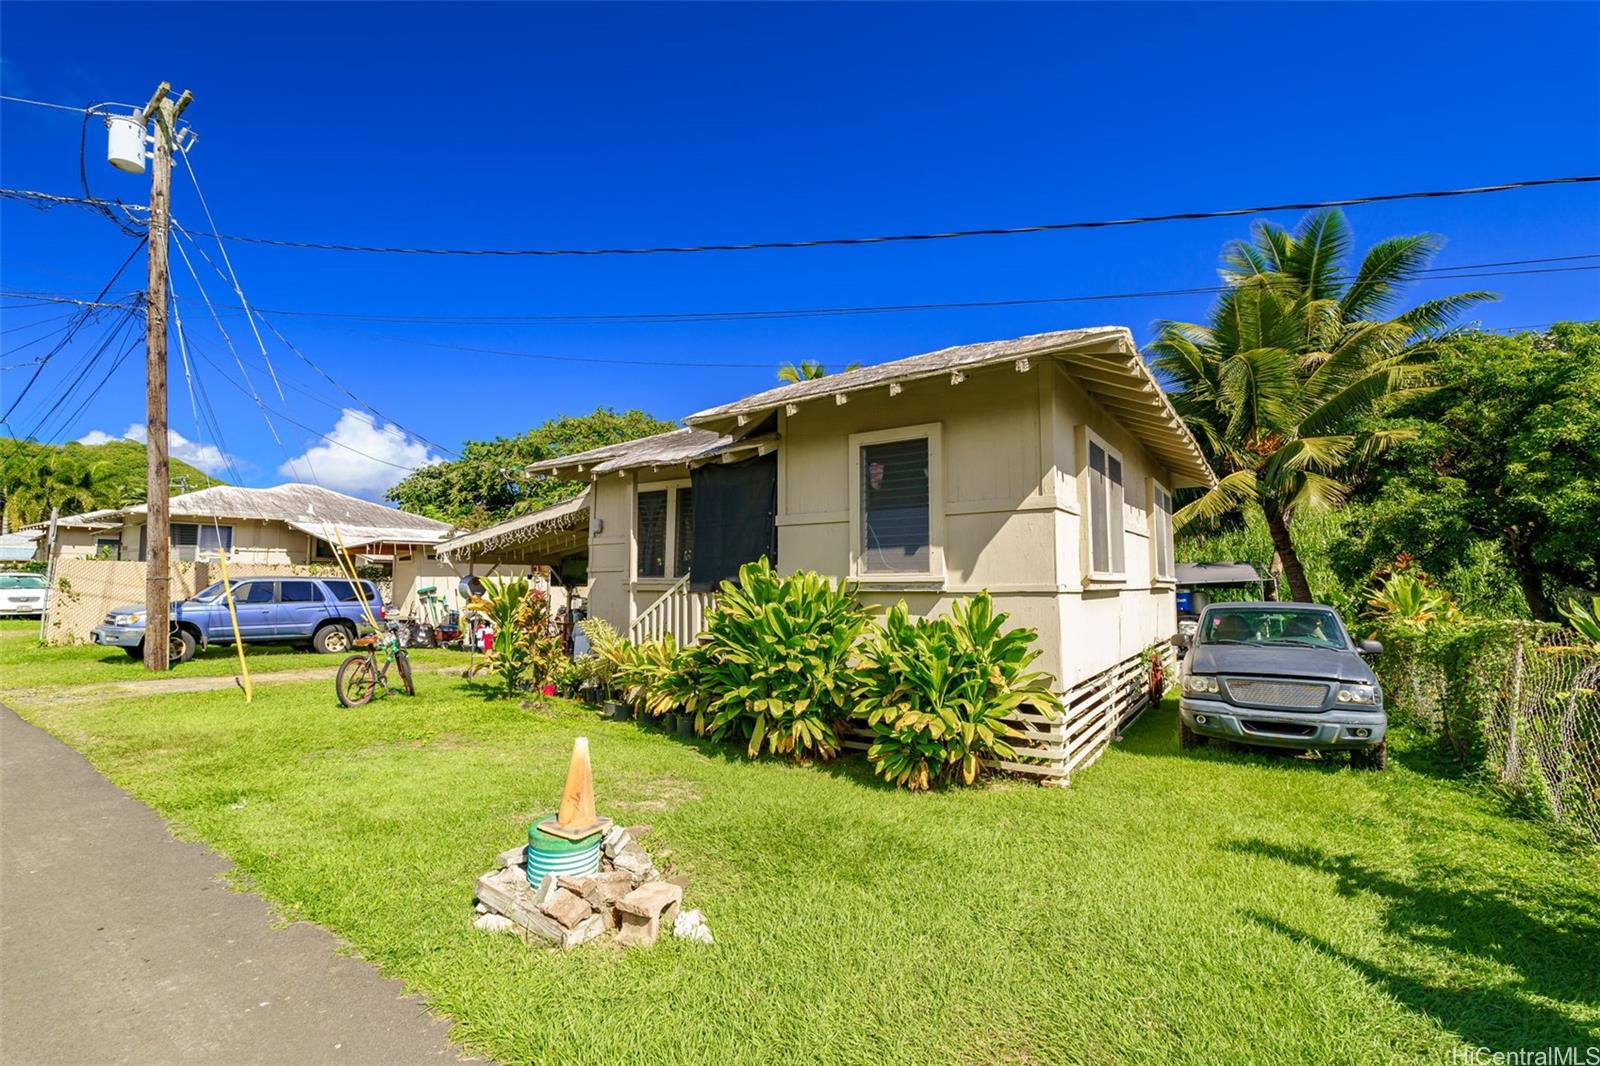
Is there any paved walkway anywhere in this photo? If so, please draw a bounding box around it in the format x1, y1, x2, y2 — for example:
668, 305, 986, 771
0, 705, 478, 1065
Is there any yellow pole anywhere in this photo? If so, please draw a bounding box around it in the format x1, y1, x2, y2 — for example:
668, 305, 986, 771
215, 547, 252, 702
328, 526, 380, 633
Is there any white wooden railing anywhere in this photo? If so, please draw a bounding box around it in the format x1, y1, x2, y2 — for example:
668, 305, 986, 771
630, 574, 717, 645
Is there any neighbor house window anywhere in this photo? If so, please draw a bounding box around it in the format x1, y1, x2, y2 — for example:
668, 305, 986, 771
636, 490, 668, 578
94, 537, 121, 560
848, 423, 944, 579
169, 522, 233, 558
1086, 437, 1125, 577
1152, 482, 1175, 582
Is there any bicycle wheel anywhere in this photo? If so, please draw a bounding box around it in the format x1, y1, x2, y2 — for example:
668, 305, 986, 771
336, 654, 377, 707
395, 650, 415, 696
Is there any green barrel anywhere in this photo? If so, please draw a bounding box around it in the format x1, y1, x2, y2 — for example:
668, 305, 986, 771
524, 814, 602, 884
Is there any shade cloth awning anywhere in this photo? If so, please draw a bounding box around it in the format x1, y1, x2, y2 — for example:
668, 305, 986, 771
433, 490, 591, 564
1174, 562, 1264, 587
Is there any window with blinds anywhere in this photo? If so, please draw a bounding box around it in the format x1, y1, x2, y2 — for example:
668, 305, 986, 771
861, 437, 930, 572
1152, 484, 1175, 581
636, 490, 667, 577
1087, 440, 1125, 576
674, 486, 694, 578
169, 522, 233, 558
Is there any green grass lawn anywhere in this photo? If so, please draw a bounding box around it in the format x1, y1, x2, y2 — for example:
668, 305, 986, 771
3, 624, 1596, 1064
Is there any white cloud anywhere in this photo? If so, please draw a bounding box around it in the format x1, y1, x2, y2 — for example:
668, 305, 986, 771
277, 409, 441, 499
77, 424, 233, 476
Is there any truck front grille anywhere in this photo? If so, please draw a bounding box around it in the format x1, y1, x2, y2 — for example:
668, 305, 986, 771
1225, 679, 1327, 708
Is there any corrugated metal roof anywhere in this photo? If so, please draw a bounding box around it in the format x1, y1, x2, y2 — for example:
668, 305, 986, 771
122, 483, 451, 533
527, 428, 728, 478
685, 326, 1215, 488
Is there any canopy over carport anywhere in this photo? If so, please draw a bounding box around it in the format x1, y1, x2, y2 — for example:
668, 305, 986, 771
433, 490, 591, 568
1175, 562, 1264, 587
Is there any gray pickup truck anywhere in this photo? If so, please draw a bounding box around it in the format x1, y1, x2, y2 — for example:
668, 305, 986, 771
1177, 602, 1388, 769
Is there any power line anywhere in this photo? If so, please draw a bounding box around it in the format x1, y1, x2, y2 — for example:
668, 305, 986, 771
6, 176, 1598, 257
244, 255, 1600, 325
7, 254, 1594, 332
0, 238, 146, 425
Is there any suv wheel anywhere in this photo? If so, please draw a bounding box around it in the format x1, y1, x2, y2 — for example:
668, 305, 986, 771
1352, 741, 1388, 771
1178, 718, 1207, 749
314, 623, 354, 654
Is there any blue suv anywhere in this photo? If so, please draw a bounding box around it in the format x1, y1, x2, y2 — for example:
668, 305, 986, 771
90, 577, 385, 664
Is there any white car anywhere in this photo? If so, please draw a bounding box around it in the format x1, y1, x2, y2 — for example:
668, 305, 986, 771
0, 573, 48, 617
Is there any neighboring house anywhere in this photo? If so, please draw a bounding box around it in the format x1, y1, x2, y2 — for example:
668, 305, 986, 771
29, 483, 454, 565
438, 326, 1216, 781
29, 483, 456, 645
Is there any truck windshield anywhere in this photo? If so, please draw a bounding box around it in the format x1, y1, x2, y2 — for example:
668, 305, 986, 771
0, 575, 45, 589
1199, 608, 1345, 650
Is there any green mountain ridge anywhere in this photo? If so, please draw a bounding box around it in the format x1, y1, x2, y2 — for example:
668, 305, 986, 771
1, 437, 222, 530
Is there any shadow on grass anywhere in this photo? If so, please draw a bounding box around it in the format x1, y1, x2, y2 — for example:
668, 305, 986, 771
1232, 837, 1600, 1049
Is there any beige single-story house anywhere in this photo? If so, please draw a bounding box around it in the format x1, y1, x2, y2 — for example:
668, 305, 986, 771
445, 326, 1215, 781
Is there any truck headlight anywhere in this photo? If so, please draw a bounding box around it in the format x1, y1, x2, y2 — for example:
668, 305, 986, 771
113, 612, 145, 626
1336, 684, 1378, 705
1182, 675, 1220, 695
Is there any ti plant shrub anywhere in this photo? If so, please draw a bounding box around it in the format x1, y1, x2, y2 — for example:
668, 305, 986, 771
617, 633, 703, 719
855, 592, 1062, 790
697, 559, 869, 760
467, 580, 566, 697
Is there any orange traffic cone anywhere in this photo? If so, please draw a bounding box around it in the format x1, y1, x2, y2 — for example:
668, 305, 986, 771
536, 736, 612, 841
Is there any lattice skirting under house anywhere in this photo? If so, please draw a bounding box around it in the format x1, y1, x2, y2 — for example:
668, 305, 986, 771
841, 642, 1177, 786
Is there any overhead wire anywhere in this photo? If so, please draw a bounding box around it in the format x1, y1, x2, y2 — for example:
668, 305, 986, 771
5, 175, 1598, 257
0, 237, 146, 425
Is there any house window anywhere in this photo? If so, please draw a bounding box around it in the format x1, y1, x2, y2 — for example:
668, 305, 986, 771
1152, 482, 1175, 582
674, 486, 694, 578
636, 482, 695, 580
848, 423, 943, 580
1087, 437, 1125, 577
170, 522, 233, 557
636, 490, 668, 577
94, 537, 121, 560
312, 537, 337, 561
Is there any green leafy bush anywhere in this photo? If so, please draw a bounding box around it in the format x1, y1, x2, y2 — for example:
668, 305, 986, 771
468, 578, 564, 697
577, 616, 628, 700
854, 592, 1062, 790
696, 559, 868, 760
617, 633, 702, 719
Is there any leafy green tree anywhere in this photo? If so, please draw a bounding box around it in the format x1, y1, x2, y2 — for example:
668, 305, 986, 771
385, 407, 678, 528
1338, 323, 1599, 619
1149, 210, 1492, 602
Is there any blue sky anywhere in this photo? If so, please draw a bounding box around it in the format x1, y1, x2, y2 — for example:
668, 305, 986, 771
3, 2, 1598, 499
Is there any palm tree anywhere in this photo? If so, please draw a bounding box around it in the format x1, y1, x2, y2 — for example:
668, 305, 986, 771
776, 359, 860, 383
1149, 210, 1492, 602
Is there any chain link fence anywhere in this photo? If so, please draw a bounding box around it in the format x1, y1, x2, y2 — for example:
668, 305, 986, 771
1375, 620, 1599, 843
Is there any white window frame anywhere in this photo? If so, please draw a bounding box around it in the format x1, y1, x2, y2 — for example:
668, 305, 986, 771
847, 422, 945, 585
1150, 478, 1176, 584
632, 478, 692, 583
1082, 429, 1126, 582
169, 521, 233, 562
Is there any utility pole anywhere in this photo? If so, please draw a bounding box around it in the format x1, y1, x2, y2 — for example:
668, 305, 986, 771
136, 81, 192, 671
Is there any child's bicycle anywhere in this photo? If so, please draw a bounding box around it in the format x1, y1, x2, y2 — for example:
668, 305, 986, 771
335, 620, 415, 707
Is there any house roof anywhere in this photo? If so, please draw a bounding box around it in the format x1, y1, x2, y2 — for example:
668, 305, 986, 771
687, 326, 1215, 488
19, 508, 123, 532
433, 489, 591, 563
526, 427, 729, 479
1175, 562, 1265, 587
31, 483, 455, 548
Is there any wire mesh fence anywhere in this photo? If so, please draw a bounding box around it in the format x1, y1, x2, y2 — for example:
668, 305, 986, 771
1376, 620, 1599, 843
